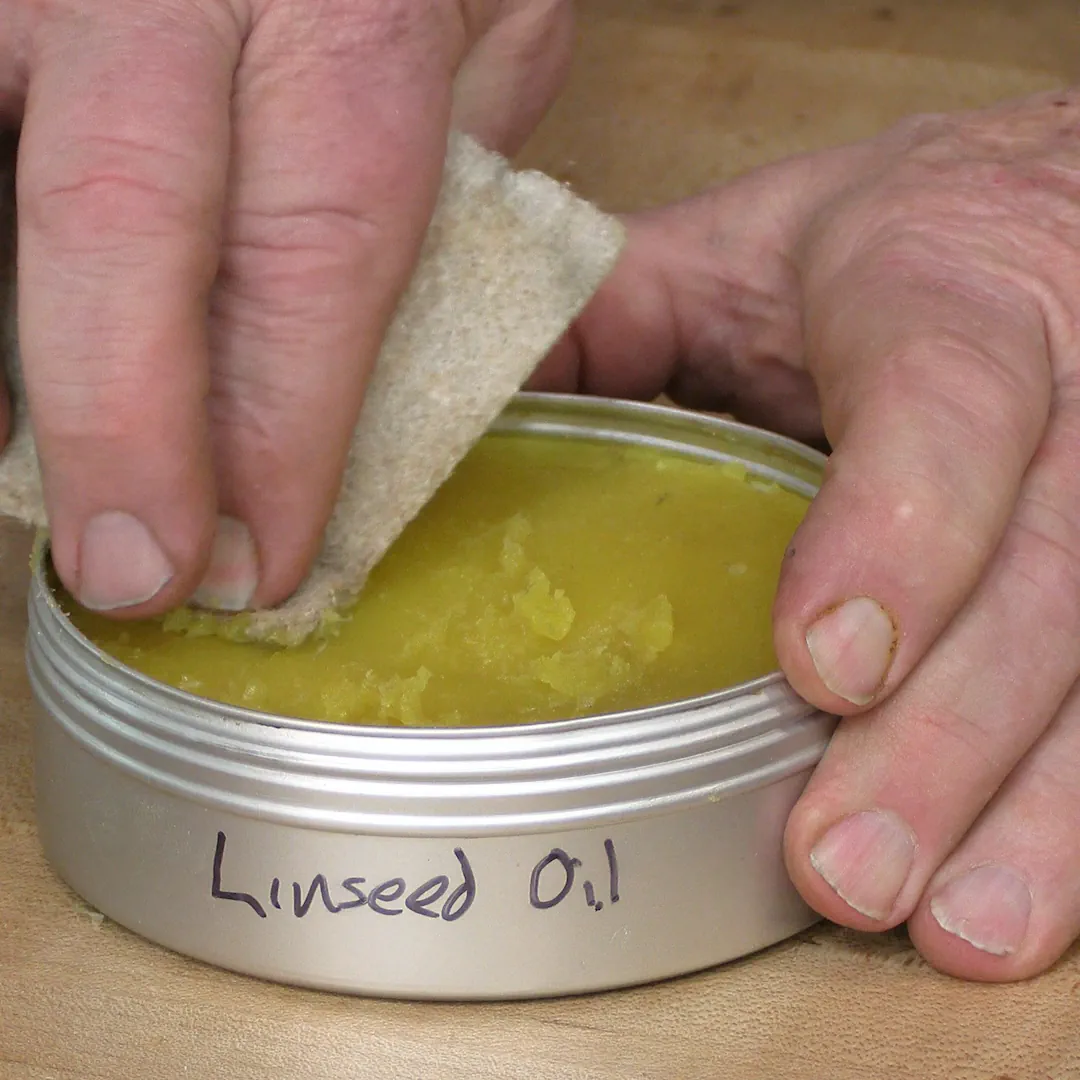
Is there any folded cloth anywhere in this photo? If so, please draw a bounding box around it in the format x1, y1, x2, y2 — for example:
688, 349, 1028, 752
0, 133, 624, 644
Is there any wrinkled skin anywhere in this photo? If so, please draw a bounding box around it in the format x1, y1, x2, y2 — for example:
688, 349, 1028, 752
0, 0, 573, 613
531, 89, 1080, 982
3, 0, 1080, 983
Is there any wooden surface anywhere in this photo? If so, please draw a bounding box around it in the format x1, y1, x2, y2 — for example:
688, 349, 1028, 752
3, 3, 1080, 1077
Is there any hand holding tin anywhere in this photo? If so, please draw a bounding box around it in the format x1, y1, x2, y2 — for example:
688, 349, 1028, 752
531, 89, 1080, 983
0, 0, 573, 621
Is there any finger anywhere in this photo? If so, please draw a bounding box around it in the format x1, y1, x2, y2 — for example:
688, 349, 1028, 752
528, 199, 823, 437
909, 679, 1080, 981
205, 2, 464, 609
784, 390, 1080, 937
17, 4, 238, 613
529, 150, 896, 441
527, 213, 686, 400
774, 249, 1051, 712
452, 0, 574, 155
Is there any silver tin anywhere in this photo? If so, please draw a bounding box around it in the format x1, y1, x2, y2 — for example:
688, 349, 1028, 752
27, 394, 836, 1000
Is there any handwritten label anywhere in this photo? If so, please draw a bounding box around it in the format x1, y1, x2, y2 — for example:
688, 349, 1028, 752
528, 838, 620, 912
211, 831, 620, 922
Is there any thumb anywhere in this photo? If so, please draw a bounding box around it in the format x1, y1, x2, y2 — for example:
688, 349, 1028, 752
773, 237, 1050, 714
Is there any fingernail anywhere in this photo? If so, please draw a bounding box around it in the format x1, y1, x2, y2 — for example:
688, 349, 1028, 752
930, 865, 1032, 957
191, 515, 258, 612
79, 511, 174, 612
806, 596, 896, 705
810, 809, 916, 920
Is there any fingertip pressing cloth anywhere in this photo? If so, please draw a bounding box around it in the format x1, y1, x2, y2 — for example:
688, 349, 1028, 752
0, 133, 624, 645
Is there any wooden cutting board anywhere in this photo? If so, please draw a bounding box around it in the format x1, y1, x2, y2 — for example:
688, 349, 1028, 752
3, 3, 1079, 1076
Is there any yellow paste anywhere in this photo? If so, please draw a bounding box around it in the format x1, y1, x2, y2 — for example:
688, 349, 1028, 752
65, 433, 810, 728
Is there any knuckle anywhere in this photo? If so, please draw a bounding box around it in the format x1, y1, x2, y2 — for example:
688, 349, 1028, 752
19, 134, 214, 254
266, 0, 460, 65
35, 411, 148, 468
835, 345, 1040, 530
823, 169, 1080, 321
227, 204, 377, 264
905, 337, 1044, 454
906, 701, 1004, 776
31, 365, 168, 447
217, 206, 383, 319
208, 378, 345, 506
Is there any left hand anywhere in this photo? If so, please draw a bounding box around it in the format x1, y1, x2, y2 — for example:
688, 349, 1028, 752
531, 88, 1080, 982
0, 0, 571, 618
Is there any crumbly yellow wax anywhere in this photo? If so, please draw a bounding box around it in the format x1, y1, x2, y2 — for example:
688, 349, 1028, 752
66, 433, 809, 728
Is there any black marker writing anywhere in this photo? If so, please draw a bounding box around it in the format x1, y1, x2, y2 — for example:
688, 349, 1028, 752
212, 830, 267, 918
405, 876, 448, 918
530, 848, 581, 909
210, 831, 475, 923
583, 879, 601, 911
604, 838, 620, 904
340, 878, 367, 910
443, 848, 477, 922
529, 840, 620, 913
293, 874, 341, 918
212, 832, 619, 926
368, 878, 406, 916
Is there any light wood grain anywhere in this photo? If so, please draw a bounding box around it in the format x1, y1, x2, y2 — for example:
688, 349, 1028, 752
4, 3, 1080, 1077
517, 0, 1073, 208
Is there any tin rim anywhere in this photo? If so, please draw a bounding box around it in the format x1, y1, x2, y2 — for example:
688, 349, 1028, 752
27, 394, 836, 835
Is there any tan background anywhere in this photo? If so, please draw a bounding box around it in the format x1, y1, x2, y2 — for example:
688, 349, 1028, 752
2, 2, 1079, 1077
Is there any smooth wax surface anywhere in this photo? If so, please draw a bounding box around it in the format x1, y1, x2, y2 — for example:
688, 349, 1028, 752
67, 433, 809, 727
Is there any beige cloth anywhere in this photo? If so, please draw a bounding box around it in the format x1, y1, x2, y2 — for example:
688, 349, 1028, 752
0, 134, 623, 644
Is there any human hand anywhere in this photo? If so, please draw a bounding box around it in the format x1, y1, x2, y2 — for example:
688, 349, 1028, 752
0, 0, 571, 614
531, 89, 1080, 981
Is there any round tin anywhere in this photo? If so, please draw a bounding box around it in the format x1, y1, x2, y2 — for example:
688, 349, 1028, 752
27, 394, 836, 1000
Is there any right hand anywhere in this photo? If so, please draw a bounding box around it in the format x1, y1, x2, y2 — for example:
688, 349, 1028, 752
530, 90, 1080, 981
0, 0, 571, 615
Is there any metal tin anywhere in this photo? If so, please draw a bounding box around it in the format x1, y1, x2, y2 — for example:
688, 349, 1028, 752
27, 394, 836, 1000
